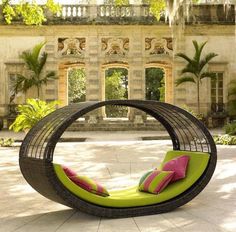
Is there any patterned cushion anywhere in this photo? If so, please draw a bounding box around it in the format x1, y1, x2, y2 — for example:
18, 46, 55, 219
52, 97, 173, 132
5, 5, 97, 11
62, 165, 77, 177
162, 155, 190, 182
62, 165, 109, 197
69, 175, 109, 197
139, 170, 174, 194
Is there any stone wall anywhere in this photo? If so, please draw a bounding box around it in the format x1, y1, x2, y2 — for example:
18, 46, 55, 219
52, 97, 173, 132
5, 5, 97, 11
0, 22, 235, 118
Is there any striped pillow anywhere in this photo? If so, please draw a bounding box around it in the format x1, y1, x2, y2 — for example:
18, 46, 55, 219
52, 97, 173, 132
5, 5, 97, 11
139, 170, 174, 194
69, 175, 110, 197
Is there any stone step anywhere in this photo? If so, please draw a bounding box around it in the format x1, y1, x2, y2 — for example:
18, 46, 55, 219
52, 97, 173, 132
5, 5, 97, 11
67, 120, 165, 131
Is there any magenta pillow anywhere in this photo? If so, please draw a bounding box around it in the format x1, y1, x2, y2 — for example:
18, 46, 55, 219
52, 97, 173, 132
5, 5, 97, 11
162, 155, 190, 182
62, 165, 77, 177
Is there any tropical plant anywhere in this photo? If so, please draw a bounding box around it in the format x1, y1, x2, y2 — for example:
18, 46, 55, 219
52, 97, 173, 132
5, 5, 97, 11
12, 42, 57, 99
214, 134, 236, 145
224, 122, 236, 135
0, 138, 14, 147
182, 104, 204, 121
228, 80, 236, 117
175, 40, 218, 114
68, 69, 86, 103
9, 98, 59, 132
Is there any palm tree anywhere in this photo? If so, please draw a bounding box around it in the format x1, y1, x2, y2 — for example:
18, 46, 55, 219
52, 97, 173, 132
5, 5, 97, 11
12, 42, 57, 99
228, 80, 236, 118
175, 40, 218, 115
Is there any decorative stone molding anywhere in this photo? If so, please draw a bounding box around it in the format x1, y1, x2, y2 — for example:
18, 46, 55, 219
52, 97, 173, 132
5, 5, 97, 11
145, 37, 173, 56
101, 38, 129, 57
58, 38, 86, 57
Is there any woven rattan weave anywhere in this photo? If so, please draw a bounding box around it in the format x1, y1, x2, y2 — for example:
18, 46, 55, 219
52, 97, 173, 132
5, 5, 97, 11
19, 100, 217, 218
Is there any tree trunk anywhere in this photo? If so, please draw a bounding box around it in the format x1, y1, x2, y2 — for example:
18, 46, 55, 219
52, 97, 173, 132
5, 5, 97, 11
37, 86, 40, 99
197, 79, 200, 115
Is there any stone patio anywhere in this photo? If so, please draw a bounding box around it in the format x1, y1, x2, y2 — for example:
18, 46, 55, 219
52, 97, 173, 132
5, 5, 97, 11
0, 135, 236, 232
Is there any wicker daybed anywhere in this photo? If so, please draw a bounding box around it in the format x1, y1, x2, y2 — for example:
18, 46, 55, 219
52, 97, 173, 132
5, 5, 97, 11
19, 100, 217, 218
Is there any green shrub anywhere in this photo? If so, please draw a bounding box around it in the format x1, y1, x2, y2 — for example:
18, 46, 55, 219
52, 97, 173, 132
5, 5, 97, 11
9, 98, 59, 132
214, 135, 236, 145
224, 122, 236, 135
0, 138, 15, 147
182, 105, 204, 121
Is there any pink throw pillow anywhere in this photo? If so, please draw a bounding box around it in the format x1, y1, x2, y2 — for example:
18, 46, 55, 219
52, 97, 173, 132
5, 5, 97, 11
162, 155, 189, 182
62, 165, 77, 177
69, 175, 110, 197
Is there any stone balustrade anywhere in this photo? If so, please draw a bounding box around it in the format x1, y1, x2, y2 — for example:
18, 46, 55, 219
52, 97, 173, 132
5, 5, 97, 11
55, 4, 154, 21
60, 5, 89, 18
0, 4, 235, 24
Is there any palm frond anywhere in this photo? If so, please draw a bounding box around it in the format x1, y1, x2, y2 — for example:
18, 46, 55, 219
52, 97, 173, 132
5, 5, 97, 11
40, 71, 57, 85
175, 53, 193, 64
200, 72, 217, 80
45, 71, 57, 79
38, 52, 47, 74
175, 76, 195, 86
31, 42, 46, 63
193, 40, 207, 62
181, 65, 197, 76
20, 42, 46, 74
20, 51, 38, 72
11, 74, 27, 93
199, 52, 218, 71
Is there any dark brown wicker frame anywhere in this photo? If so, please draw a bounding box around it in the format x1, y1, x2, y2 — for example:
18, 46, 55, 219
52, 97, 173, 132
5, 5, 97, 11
19, 100, 217, 218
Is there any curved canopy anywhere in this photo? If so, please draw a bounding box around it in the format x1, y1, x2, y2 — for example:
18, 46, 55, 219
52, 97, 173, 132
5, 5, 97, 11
19, 100, 217, 218
20, 100, 216, 161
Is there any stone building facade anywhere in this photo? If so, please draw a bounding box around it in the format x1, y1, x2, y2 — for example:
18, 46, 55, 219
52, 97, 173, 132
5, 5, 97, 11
0, 4, 235, 125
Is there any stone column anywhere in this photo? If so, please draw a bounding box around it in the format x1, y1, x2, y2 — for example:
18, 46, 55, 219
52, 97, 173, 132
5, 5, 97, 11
85, 35, 103, 121
128, 29, 145, 121
165, 66, 174, 104
58, 64, 68, 106
44, 37, 58, 102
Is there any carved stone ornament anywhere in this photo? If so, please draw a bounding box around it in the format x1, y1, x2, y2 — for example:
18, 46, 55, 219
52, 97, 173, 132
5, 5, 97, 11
58, 38, 86, 57
145, 38, 173, 56
101, 38, 129, 57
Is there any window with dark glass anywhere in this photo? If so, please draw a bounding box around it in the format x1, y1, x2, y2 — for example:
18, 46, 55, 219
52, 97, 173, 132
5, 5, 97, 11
211, 72, 224, 112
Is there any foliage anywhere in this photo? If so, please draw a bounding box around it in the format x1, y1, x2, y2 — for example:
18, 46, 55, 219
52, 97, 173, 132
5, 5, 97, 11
9, 98, 59, 132
227, 80, 236, 117
0, 138, 14, 147
182, 104, 204, 121
68, 69, 86, 103
143, 0, 165, 20
46, 0, 61, 14
2, 0, 61, 25
214, 134, 236, 145
15, 1, 46, 25
105, 70, 127, 117
105, 70, 127, 100
176, 40, 218, 114
145, 68, 165, 101
224, 122, 236, 135
12, 42, 57, 99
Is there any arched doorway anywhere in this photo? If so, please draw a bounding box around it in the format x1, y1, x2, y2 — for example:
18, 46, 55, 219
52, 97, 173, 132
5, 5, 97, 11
105, 67, 128, 117
67, 67, 86, 104
58, 62, 86, 106
145, 62, 173, 104
145, 67, 165, 102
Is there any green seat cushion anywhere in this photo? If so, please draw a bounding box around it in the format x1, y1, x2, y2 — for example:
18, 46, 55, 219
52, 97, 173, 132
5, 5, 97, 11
53, 150, 210, 208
